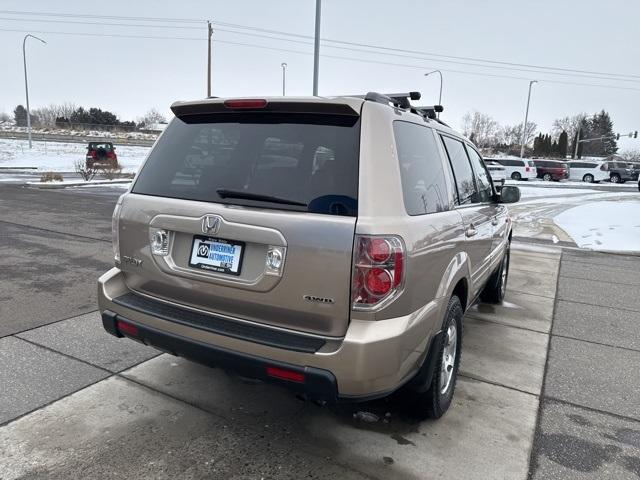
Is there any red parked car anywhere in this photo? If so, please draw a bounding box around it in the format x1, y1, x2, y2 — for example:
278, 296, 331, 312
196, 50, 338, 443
533, 159, 569, 181
86, 142, 118, 169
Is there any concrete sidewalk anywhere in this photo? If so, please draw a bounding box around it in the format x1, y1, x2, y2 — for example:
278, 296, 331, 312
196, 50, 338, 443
529, 249, 640, 479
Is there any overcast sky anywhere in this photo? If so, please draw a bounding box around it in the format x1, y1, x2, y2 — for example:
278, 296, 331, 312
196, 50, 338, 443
1, 0, 638, 150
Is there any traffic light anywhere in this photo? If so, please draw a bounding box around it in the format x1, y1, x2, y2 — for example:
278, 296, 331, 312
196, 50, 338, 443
616, 133, 620, 140
635, 131, 638, 139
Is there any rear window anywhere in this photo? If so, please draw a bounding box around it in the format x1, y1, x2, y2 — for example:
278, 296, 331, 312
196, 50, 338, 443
132, 113, 360, 216
89, 143, 113, 150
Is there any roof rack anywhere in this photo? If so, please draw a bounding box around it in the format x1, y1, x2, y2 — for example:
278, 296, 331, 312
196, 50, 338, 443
414, 105, 443, 119
362, 91, 421, 109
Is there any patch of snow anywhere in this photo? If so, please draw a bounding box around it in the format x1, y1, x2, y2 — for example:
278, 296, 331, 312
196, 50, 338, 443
517, 186, 601, 199
554, 201, 640, 252
0, 139, 149, 173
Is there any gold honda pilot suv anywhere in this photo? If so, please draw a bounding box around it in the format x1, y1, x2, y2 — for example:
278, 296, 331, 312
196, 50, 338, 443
98, 92, 519, 418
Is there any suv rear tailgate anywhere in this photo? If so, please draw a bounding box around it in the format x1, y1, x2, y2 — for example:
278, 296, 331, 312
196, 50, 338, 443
118, 98, 362, 338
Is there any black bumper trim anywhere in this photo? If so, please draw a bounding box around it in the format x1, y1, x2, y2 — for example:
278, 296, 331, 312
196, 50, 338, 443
102, 310, 338, 403
112, 292, 327, 354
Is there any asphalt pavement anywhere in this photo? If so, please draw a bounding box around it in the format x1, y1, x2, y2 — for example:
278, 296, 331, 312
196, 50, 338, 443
0, 183, 638, 479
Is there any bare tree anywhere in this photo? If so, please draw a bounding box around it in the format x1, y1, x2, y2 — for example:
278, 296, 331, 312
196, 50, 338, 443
30, 102, 79, 128
461, 111, 500, 148
619, 149, 640, 163
74, 159, 98, 182
59, 102, 77, 119
0, 112, 10, 122
501, 122, 538, 147
551, 114, 585, 142
137, 108, 167, 128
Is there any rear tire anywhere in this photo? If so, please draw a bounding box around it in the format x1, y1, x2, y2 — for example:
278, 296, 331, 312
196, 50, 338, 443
480, 243, 510, 304
511, 172, 522, 181
583, 174, 594, 183
408, 296, 463, 419
542, 173, 552, 181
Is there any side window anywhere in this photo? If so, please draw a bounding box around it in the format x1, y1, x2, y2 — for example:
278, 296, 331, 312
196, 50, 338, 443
441, 136, 478, 205
465, 146, 494, 202
393, 121, 450, 215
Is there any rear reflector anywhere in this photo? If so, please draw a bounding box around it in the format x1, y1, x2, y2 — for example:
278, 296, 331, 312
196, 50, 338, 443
116, 320, 138, 337
223, 99, 268, 109
266, 366, 305, 383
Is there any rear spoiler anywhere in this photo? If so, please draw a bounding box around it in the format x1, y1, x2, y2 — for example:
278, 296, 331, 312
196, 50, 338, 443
171, 99, 360, 119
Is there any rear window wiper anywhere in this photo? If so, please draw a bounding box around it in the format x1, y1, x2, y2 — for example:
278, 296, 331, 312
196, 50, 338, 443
216, 189, 307, 207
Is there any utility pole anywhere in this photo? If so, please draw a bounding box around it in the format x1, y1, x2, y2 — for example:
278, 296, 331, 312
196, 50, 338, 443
207, 21, 213, 97
281, 63, 287, 96
519, 80, 537, 160
573, 125, 582, 159
312, 0, 321, 96
23, 34, 46, 149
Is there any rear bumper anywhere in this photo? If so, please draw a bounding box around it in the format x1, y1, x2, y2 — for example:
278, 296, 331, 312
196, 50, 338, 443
102, 310, 339, 401
98, 268, 443, 400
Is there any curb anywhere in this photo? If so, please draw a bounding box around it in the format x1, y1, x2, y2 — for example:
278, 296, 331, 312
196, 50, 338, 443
27, 180, 131, 189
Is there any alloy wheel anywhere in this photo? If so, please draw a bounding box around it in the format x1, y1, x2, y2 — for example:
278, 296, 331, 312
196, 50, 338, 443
439, 324, 458, 394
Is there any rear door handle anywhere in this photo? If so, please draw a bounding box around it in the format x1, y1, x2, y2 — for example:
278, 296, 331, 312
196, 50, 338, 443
465, 226, 477, 238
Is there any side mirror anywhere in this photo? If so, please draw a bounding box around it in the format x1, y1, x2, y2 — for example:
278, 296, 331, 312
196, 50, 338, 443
499, 185, 520, 203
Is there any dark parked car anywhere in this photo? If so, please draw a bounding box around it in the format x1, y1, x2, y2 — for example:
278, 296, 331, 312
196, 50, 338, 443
603, 161, 638, 183
533, 160, 569, 181
86, 142, 118, 169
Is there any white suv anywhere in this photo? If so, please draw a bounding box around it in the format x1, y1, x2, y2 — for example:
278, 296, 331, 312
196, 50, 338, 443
567, 160, 608, 183
488, 158, 537, 181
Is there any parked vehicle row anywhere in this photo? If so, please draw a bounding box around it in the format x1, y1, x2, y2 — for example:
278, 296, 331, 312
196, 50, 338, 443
98, 92, 520, 420
487, 157, 640, 183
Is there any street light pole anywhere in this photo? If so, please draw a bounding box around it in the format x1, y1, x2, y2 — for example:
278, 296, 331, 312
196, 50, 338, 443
424, 70, 443, 117
519, 80, 538, 160
207, 21, 213, 97
281, 63, 287, 96
23, 34, 46, 149
312, 0, 321, 96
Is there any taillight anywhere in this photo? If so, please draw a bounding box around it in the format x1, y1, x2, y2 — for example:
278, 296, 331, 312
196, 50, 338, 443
352, 235, 405, 309
112, 194, 125, 264
224, 99, 268, 109
88, 151, 96, 158
525, 166, 530, 172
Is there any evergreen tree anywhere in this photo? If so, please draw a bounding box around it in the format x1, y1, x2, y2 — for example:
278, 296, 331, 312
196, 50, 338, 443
533, 134, 542, 156
593, 110, 617, 155
558, 131, 568, 159
13, 105, 27, 126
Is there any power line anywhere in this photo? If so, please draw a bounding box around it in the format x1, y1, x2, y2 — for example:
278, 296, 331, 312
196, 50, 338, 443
3, 17, 640, 85
0, 16, 204, 30
0, 9, 204, 24
1, 27, 639, 93
2, 8, 639, 81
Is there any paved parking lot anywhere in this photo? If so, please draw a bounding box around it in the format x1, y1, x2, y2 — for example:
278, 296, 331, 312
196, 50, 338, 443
0, 184, 638, 479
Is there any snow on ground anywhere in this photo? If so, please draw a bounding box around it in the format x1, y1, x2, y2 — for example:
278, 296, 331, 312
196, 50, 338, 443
554, 201, 640, 252
506, 179, 634, 189
517, 186, 600, 199
0, 139, 149, 173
